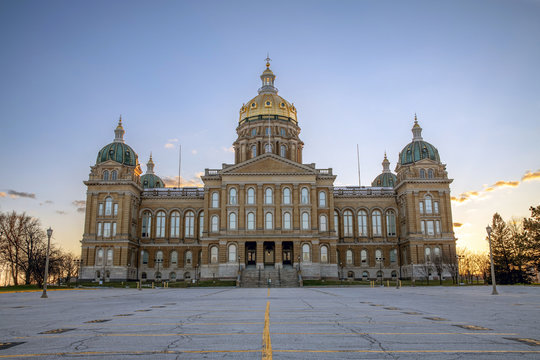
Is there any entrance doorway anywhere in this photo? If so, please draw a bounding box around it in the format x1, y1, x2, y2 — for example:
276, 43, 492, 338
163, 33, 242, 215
263, 242, 275, 265
246, 242, 256, 266
282, 241, 293, 266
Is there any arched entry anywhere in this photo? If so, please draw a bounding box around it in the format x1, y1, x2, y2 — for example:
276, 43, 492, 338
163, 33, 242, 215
246, 242, 256, 266
264, 242, 275, 266
282, 241, 293, 266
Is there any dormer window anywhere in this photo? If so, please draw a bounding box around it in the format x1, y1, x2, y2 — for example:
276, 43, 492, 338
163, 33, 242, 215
265, 101, 271, 107
251, 102, 256, 108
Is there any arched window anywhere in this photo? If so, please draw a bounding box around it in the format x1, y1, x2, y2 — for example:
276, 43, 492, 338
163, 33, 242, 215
361, 249, 368, 264
210, 246, 218, 264
425, 195, 433, 214
103, 170, 109, 181
377, 270, 383, 279
372, 210, 382, 236
390, 249, 397, 263
301, 212, 309, 230
434, 246, 441, 261
141, 272, 147, 279
265, 188, 273, 204
420, 169, 426, 179
156, 211, 166, 237
96, 248, 103, 265
283, 188, 291, 204
229, 212, 237, 230
301, 187, 309, 204
386, 211, 396, 236
155, 272, 162, 280
358, 210, 368, 236
185, 250, 192, 266
247, 212, 255, 230
265, 212, 273, 230
211, 192, 219, 208
185, 211, 194, 237
228, 244, 237, 263
198, 212, 204, 238
362, 271, 369, 280
247, 188, 255, 204
391, 270, 397, 279
105, 197, 113, 215
211, 215, 219, 233
170, 251, 178, 266
424, 247, 431, 263
428, 169, 434, 179
251, 145, 257, 158
343, 210, 353, 236
229, 188, 237, 205
319, 214, 327, 231
320, 245, 328, 263
375, 249, 383, 261
111, 170, 117, 180
142, 211, 151, 237
346, 249, 353, 265
170, 211, 180, 237
280, 145, 286, 157
264, 143, 272, 153
319, 191, 326, 207
283, 212, 291, 230
334, 211, 339, 236
155, 250, 163, 264
302, 244, 310, 262
142, 250, 149, 265
106, 249, 113, 265
170, 272, 177, 281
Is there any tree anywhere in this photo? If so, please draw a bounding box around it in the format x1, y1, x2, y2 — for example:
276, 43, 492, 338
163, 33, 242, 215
0, 211, 29, 285
523, 205, 540, 273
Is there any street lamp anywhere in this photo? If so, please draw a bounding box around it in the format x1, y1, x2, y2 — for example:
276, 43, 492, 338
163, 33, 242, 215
238, 255, 241, 273
486, 225, 498, 295
376, 256, 384, 286
155, 257, 163, 283
41, 227, 53, 298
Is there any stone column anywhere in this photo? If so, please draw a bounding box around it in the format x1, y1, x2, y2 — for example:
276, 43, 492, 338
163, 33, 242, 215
256, 241, 264, 269
275, 241, 282, 269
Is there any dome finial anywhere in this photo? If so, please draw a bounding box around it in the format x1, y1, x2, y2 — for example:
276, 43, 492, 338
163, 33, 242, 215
114, 115, 125, 143
412, 113, 423, 141
265, 53, 271, 69
146, 153, 155, 174
259, 56, 277, 94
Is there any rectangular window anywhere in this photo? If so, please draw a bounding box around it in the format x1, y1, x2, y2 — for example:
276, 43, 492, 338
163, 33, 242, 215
97, 222, 102, 236
112, 222, 117, 236
427, 221, 434, 235
113, 203, 118, 216
103, 223, 111, 237
435, 220, 441, 234
421, 221, 425, 234
419, 202, 424, 214
434, 202, 439, 214
98, 204, 103, 216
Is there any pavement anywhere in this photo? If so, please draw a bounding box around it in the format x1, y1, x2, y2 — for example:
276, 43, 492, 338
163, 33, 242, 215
0, 285, 539, 359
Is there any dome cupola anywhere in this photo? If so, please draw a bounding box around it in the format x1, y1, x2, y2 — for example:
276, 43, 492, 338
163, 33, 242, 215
398, 115, 440, 165
372, 153, 397, 187
140, 154, 164, 189
96, 116, 139, 167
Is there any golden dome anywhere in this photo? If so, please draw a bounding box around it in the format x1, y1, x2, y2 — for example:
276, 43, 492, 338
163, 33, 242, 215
239, 62, 297, 124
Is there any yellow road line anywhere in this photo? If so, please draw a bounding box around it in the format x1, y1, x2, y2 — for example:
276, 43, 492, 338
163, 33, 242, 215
262, 301, 272, 360
267, 288, 270, 297
274, 350, 540, 354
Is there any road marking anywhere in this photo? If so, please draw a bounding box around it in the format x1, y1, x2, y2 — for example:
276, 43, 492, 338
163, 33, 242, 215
274, 350, 540, 354
262, 301, 272, 360
267, 288, 270, 297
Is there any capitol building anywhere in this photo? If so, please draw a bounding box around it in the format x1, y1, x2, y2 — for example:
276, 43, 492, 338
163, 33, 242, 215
80, 61, 456, 286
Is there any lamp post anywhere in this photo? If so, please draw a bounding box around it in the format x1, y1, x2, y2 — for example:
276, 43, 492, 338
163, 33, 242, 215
238, 255, 241, 273
486, 225, 498, 295
155, 257, 163, 283
456, 254, 464, 285
41, 227, 53, 298
376, 256, 384, 286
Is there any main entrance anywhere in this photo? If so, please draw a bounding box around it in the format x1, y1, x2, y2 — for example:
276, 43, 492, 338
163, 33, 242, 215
246, 242, 256, 266
282, 241, 293, 266
263, 242, 275, 265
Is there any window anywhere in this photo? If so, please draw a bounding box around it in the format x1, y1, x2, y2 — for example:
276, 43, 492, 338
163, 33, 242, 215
386, 211, 396, 236
420, 169, 426, 179
434, 246, 441, 261
170, 211, 180, 237
265, 212, 273, 230
199, 212, 204, 238
105, 197, 113, 215
156, 211, 166, 237
434, 201, 439, 214
419, 201, 424, 214
247, 188, 255, 204
280, 128, 286, 136
112, 222, 117, 236
171, 251, 178, 266
247, 212, 255, 230
372, 210, 382, 236
301, 212, 309, 230
229, 188, 237, 205
103, 223, 111, 237
346, 250, 353, 265
343, 210, 353, 236
251, 128, 257, 136
142, 211, 151, 237
106, 249, 113, 265
265, 127, 271, 136
97, 222, 102, 236
185, 211, 194, 237
358, 210, 368, 236
251, 145, 257, 158
98, 203, 103, 216
426, 220, 434, 235
185, 250, 192, 266
283, 188, 291, 204
210, 246, 218, 264
320, 245, 328, 263
301, 187, 309, 204
113, 203, 118, 216
264, 143, 272, 153
425, 247, 431, 262
435, 220, 441, 234
228, 244, 237, 263
390, 249, 397, 263
211, 215, 219, 233
362, 271, 369, 280
428, 169, 434, 179
421, 221, 425, 234
319, 214, 327, 231
283, 212, 291, 230
229, 212, 237, 230
142, 250, 149, 265
425, 195, 433, 214
155, 250, 163, 264
361, 249, 368, 264
280, 145, 286, 157
334, 211, 339, 236
391, 270, 397, 279
111, 170, 117, 180
375, 249, 382, 260
96, 249, 103, 265
211, 192, 219, 208
103, 170, 109, 181
265, 188, 273, 204
141, 272, 147, 279
170, 272, 177, 281
302, 244, 310, 262
319, 191, 326, 207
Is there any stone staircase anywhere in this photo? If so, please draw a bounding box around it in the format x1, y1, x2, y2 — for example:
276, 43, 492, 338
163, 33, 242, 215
240, 265, 300, 287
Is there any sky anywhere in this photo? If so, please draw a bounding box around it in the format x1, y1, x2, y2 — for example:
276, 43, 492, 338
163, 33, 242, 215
0, 0, 539, 255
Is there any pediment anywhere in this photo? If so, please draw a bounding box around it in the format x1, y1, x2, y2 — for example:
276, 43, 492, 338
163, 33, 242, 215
221, 154, 317, 175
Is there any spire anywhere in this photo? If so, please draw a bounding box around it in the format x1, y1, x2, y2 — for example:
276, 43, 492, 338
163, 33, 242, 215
114, 115, 125, 143
411, 113, 423, 141
259, 54, 278, 94
382, 152, 391, 173
146, 153, 155, 174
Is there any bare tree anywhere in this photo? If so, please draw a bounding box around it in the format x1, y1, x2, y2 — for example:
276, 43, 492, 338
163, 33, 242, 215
418, 262, 432, 285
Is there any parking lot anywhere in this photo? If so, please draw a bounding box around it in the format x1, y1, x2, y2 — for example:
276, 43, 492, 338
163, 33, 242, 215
1, 285, 539, 359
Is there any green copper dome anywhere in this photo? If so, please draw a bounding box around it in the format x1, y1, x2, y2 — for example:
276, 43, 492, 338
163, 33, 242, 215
141, 174, 164, 189
372, 154, 397, 187
399, 117, 440, 165
96, 117, 139, 167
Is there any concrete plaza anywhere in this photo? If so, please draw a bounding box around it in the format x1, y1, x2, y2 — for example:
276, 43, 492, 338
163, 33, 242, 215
0, 286, 539, 359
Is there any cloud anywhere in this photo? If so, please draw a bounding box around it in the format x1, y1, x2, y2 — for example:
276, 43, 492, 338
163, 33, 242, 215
222, 146, 234, 153
164, 143, 175, 149
40, 200, 54, 206
165, 138, 179, 149
192, 149, 198, 155
522, 170, 540, 182
56, 210, 67, 215
162, 172, 204, 188
6, 190, 36, 199
0, 192, 6, 197
72, 200, 86, 213
453, 222, 463, 228
168, 138, 178, 143
492, 180, 519, 188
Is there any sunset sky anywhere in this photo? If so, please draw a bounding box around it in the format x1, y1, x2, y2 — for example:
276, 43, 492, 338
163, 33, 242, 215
1, 0, 539, 255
